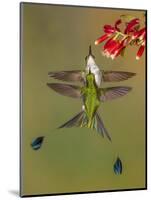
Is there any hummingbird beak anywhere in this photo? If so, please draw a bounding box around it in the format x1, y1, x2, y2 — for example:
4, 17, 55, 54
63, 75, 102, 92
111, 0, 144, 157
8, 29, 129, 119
88, 45, 95, 58
85, 45, 95, 62
89, 45, 92, 56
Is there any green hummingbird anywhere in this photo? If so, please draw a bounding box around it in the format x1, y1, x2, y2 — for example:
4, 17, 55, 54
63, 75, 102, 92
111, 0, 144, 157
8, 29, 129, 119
47, 71, 132, 141
48, 46, 136, 87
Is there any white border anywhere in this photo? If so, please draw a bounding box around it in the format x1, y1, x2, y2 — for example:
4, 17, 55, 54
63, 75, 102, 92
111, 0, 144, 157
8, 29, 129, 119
0, 0, 150, 199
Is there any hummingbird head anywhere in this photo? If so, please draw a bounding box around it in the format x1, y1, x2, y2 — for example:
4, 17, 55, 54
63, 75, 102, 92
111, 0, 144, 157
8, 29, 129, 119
85, 45, 96, 66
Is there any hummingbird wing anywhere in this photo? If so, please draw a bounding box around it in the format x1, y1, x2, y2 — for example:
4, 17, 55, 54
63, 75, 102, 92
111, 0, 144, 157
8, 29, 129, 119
48, 70, 84, 82
99, 86, 132, 101
102, 71, 136, 82
47, 83, 81, 98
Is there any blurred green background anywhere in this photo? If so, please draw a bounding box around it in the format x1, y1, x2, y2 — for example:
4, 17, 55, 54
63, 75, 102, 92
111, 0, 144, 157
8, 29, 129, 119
21, 3, 146, 196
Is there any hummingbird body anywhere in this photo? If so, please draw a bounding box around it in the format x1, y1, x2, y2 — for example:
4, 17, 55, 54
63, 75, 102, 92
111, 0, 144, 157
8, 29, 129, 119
81, 73, 100, 128
47, 46, 135, 141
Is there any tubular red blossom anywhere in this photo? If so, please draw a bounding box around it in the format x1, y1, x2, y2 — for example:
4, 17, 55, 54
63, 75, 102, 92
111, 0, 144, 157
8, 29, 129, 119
111, 42, 126, 59
104, 25, 116, 33
103, 40, 121, 58
95, 33, 110, 45
139, 29, 146, 41
107, 38, 127, 59
132, 27, 146, 40
115, 19, 122, 31
124, 18, 140, 34
136, 44, 145, 60
104, 37, 117, 50
109, 41, 121, 54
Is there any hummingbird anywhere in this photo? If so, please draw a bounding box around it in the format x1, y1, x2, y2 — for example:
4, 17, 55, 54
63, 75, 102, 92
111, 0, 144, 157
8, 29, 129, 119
47, 71, 132, 141
48, 45, 136, 87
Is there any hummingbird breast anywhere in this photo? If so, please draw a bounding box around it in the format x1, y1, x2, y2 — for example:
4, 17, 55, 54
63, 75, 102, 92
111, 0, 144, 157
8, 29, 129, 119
86, 64, 102, 87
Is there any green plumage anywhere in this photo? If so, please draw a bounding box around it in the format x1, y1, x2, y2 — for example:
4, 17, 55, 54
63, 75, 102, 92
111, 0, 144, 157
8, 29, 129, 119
81, 73, 100, 128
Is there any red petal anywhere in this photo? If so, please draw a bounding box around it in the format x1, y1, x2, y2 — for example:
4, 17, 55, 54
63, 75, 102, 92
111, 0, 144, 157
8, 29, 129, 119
109, 42, 120, 54
104, 37, 117, 50
95, 33, 110, 45
104, 40, 121, 57
110, 39, 126, 59
113, 45, 125, 58
104, 25, 116, 33
110, 43, 122, 57
132, 27, 146, 40
125, 18, 140, 34
115, 19, 122, 32
139, 28, 146, 40
136, 45, 145, 60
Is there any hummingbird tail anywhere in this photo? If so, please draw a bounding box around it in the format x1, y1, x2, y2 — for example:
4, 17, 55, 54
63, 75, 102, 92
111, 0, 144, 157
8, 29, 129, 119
93, 112, 111, 141
58, 111, 111, 141
58, 111, 86, 129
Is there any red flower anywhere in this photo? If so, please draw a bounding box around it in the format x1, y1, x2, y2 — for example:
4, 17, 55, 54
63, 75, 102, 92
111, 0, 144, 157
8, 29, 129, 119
95, 15, 146, 60
136, 43, 145, 60
104, 25, 116, 34
124, 18, 140, 34
132, 27, 146, 40
95, 33, 111, 45
111, 41, 126, 59
102, 38, 127, 59
115, 19, 122, 32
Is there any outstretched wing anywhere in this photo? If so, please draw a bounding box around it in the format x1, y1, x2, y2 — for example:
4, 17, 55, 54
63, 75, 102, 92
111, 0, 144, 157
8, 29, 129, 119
102, 70, 136, 82
48, 70, 84, 82
100, 86, 132, 101
48, 70, 135, 83
47, 83, 81, 98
